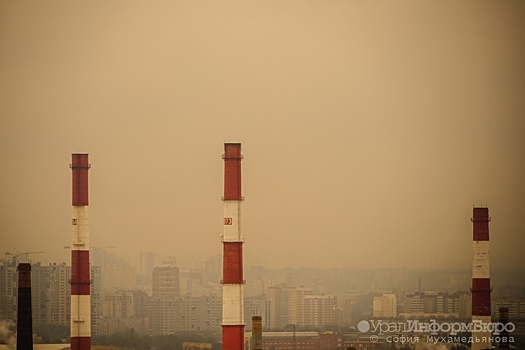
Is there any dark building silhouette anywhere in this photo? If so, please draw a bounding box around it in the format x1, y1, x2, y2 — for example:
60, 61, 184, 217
16, 263, 33, 350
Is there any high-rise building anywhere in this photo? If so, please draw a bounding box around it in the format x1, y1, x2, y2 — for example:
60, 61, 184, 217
152, 265, 180, 298
179, 294, 222, 332
97, 290, 148, 336
149, 296, 180, 336
268, 284, 297, 329
373, 293, 397, 318
4, 261, 71, 326
268, 285, 337, 329
46, 263, 71, 325
149, 265, 181, 336
338, 294, 356, 325
301, 293, 337, 327
138, 252, 156, 291
244, 294, 270, 330
0, 260, 106, 332
401, 291, 471, 318
0, 258, 19, 321
91, 266, 102, 336
204, 255, 222, 285
140, 252, 155, 276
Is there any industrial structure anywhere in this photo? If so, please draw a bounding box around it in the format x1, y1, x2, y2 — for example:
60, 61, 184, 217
16, 263, 33, 350
471, 207, 492, 350
251, 316, 263, 350
70, 154, 91, 350
221, 143, 245, 350
499, 307, 510, 349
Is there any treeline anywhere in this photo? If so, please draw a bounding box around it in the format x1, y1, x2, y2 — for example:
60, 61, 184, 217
30, 324, 220, 350
93, 329, 220, 350
33, 323, 69, 344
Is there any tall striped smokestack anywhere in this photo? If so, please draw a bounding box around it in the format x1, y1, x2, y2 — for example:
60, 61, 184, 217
16, 263, 33, 350
70, 154, 91, 350
221, 143, 245, 350
251, 316, 263, 350
471, 207, 492, 350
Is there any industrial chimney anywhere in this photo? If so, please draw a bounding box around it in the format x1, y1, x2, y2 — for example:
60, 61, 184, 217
251, 316, 263, 350
471, 207, 492, 350
498, 307, 509, 349
221, 143, 245, 350
70, 154, 91, 350
16, 263, 33, 350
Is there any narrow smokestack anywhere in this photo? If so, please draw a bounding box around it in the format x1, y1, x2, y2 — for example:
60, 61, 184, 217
221, 143, 245, 350
16, 263, 33, 350
251, 316, 262, 350
70, 154, 91, 350
471, 207, 492, 350
498, 307, 509, 349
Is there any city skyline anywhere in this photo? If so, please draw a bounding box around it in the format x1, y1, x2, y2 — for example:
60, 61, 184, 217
1, 1, 525, 271
2, 254, 523, 334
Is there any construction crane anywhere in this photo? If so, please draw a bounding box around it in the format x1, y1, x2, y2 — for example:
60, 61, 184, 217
182, 342, 213, 350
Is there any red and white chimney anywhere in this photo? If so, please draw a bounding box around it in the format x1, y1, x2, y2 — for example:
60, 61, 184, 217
70, 154, 91, 350
471, 207, 492, 350
221, 143, 245, 350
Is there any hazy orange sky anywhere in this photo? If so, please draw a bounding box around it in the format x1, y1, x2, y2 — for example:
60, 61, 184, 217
1, 1, 524, 269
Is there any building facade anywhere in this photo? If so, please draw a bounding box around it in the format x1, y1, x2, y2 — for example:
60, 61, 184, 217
268, 285, 338, 329
152, 265, 180, 298
372, 293, 397, 318
401, 291, 471, 319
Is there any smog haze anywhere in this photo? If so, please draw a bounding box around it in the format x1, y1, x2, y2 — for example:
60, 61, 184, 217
1, 1, 524, 270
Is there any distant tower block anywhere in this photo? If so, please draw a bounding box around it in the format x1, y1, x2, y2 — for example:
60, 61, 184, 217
471, 207, 492, 350
70, 154, 91, 350
221, 143, 245, 350
16, 263, 33, 350
251, 316, 263, 350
